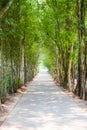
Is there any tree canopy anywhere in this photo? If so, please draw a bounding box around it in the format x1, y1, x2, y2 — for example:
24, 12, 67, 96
0, 0, 87, 103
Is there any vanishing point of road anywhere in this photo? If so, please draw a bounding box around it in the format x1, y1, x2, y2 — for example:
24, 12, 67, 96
0, 70, 87, 130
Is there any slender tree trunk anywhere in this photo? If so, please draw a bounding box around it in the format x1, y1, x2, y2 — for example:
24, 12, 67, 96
67, 45, 73, 91
55, 46, 59, 82
0, 0, 13, 19
76, 0, 85, 98
83, 0, 87, 100
67, 57, 72, 91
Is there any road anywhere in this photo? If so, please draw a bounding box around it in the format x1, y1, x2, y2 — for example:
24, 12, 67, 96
0, 70, 87, 130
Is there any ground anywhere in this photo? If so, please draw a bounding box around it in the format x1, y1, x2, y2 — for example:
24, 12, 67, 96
0, 70, 87, 130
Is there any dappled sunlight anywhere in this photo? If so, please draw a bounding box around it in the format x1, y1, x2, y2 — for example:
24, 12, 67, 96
1, 71, 87, 130
0, 0, 87, 129
0, 2, 87, 130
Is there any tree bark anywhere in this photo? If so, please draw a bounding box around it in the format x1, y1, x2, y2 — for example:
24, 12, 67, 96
76, 0, 85, 98
67, 46, 73, 91
0, 0, 13, 19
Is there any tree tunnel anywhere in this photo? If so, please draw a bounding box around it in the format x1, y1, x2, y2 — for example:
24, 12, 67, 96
0, 0, 87, 103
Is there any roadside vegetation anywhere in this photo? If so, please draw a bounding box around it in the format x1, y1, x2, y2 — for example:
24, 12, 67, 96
0, 0, 87, 104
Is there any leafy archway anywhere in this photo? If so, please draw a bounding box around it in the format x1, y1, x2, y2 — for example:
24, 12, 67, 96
0, 0, 87, 103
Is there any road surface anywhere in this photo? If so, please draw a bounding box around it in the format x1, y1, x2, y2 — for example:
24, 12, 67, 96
0, 70, 87, 130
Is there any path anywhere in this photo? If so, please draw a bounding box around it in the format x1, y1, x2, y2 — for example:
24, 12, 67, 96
0, 70, 87, 130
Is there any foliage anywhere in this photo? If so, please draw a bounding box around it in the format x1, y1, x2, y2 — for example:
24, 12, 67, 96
0, 0, 87, 102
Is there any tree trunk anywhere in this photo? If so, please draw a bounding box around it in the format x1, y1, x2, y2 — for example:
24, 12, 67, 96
0, 0, 13, 19
76, 0, 85, 98
67, 57, 72, 91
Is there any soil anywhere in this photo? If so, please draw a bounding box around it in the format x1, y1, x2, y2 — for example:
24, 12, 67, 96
0, 85, 28, 126
66, 90, 87, 111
